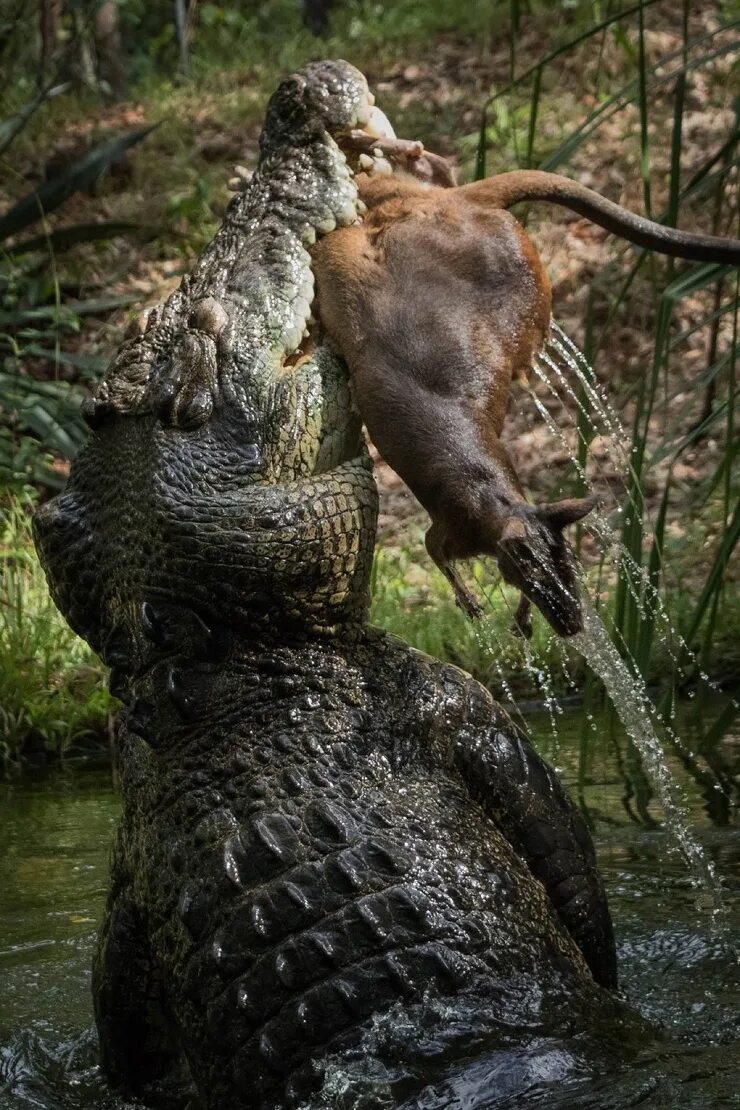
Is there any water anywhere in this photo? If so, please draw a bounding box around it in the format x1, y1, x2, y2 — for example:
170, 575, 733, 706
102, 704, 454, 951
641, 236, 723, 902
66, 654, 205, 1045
571, 602, 723, 915
0, 766, 127, 1108
523, 323, 736, 908
1, 709, 738, 1109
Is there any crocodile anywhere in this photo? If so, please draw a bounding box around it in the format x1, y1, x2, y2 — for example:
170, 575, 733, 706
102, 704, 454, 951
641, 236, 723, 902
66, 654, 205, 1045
34, 60, 634, 1109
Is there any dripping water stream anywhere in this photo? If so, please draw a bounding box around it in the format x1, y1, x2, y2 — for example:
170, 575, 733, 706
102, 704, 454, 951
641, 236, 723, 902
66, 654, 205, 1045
570, 599, 723, 917
499, 322, 734, 918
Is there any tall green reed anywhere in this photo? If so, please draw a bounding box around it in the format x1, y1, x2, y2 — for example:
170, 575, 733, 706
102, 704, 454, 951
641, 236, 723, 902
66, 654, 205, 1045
489, 1, 739, 811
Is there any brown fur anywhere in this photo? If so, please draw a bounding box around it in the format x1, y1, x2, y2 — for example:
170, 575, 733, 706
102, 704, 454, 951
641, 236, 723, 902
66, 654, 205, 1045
311, 166, 740, 633
312, 172, 591, 632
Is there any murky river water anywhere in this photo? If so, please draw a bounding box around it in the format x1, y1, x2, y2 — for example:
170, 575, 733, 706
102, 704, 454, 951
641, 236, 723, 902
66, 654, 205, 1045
1, 707, 738, 1108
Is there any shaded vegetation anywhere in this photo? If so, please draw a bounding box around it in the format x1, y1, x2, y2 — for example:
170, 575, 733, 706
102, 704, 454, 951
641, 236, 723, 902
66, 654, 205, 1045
0, 495, 112, 764
0, 0, 737, 766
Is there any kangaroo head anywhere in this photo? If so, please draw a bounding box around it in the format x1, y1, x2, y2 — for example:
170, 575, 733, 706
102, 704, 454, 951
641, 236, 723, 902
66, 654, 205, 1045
496, 495, 597, 636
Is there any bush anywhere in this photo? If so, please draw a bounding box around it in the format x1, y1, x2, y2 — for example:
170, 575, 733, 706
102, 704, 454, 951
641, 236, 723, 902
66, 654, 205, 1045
0, 494, 111, 765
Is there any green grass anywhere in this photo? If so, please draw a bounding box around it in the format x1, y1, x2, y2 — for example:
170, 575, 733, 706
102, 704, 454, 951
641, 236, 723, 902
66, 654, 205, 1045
1, 1, 738, 763
465, 0, 740, 763
0, 496, 112, 764
369, 535, 582, 700
1, 494, 737, 763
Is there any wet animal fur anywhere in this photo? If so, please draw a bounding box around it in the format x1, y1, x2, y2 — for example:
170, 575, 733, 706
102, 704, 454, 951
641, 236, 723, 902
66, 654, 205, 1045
311, 168, 740, 634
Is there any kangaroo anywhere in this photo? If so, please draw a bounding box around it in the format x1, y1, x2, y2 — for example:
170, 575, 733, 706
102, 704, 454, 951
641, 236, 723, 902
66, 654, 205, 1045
311, 157, 740, 635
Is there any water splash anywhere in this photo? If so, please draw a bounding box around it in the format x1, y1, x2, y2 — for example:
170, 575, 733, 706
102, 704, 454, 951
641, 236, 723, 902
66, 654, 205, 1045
571, 600, 723, 915
532, 324, 735, 709
511, 323, 737, 916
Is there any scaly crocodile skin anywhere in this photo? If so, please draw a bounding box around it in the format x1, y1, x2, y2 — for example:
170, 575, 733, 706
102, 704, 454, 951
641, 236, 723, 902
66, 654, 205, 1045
34, 60, 625, 1109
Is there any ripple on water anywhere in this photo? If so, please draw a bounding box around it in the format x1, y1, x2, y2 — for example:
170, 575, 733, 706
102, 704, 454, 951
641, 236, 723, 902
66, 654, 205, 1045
1, 736, 738, 1109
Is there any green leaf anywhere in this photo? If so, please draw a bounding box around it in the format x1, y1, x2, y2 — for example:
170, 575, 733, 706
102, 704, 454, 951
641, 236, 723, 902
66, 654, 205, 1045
13, 344, 107, 378
474, 110, 487, 181
0, 124, 159, 243
5, 221, 142, 256
540, 26, 739, 172
487, 0, 664, 107
0, 293, 137, 327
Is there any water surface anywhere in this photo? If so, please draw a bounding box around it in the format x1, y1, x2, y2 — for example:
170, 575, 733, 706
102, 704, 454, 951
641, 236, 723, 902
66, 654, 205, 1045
1, 707, 738, 1108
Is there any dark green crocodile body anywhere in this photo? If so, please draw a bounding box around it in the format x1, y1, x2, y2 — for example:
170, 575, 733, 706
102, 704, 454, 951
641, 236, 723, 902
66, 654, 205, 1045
34, 60, 625, 1109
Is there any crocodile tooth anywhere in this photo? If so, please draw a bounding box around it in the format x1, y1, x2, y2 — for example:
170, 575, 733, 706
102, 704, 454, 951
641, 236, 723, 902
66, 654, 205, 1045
292, 296, 311, 321
355, 101, 371, 126
315, 216, 336, 235
363, 105, 395, 139
371, 155, 392, 176
284, 326, 303, 354
337, 201, 359, 226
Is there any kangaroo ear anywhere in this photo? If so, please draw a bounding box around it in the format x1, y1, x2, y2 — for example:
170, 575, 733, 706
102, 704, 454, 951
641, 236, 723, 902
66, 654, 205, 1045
538, 494, 599, 531
499, 516, 528, 544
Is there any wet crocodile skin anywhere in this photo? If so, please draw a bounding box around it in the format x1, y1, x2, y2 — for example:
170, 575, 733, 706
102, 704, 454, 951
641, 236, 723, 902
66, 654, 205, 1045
33, 60, 624, 1110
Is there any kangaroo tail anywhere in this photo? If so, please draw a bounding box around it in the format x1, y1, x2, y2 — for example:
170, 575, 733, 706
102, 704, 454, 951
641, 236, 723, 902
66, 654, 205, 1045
458, 170, 740, 265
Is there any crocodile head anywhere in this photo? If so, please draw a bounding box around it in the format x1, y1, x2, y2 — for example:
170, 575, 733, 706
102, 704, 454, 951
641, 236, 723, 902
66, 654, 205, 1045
33, 60, 387, 701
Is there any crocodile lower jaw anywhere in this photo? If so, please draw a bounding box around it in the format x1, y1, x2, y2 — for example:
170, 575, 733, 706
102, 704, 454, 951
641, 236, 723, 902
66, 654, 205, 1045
279, 94, 398, 367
